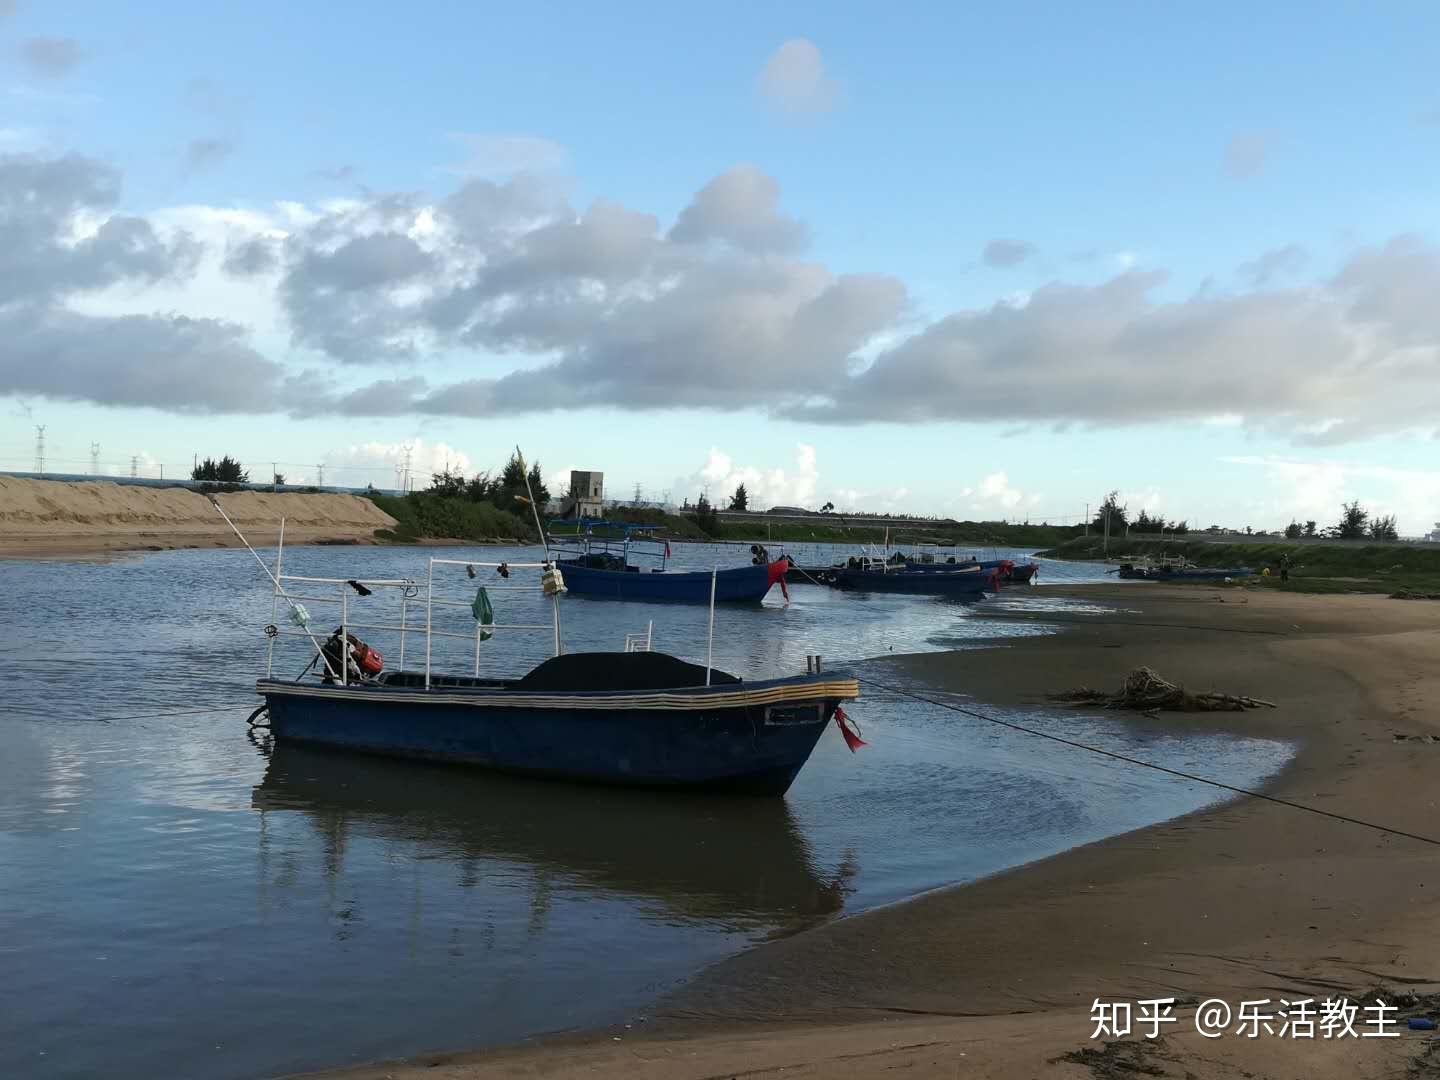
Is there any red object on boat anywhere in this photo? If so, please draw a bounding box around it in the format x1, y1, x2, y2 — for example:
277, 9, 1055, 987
834, 705, 867, 752
765, 557, 791, 601
355, 644, 384, 675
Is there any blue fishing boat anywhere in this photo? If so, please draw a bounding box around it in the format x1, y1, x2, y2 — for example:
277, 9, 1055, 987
258, 649, 856, 795
1115, 556, 1251, 581
216, 495, 861, 796
826, 559, 997, 595
549, 519, 787, 603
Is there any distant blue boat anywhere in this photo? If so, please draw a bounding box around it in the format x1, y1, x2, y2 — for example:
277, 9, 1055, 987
828, 563, 996, 595
558, 557, 781, 602
549, 519, 785, 604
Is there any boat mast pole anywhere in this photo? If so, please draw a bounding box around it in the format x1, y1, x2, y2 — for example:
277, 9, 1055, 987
705, 567, 717, 686
207, 497, 339, 681
516, 445, 563, 656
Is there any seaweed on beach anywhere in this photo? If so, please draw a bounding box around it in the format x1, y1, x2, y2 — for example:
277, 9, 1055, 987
1055, 1038, 1173, 1078
1049, 666, 1277, 714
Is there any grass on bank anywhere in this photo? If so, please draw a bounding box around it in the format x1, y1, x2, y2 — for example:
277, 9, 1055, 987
368, 493, 536, 543
1038, 536, 1440, 595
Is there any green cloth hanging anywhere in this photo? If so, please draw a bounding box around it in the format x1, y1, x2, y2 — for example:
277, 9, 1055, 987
471, 586, 494, 641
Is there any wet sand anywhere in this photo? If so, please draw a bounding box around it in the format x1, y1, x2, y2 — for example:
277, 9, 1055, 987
306, 585, 1440, 1079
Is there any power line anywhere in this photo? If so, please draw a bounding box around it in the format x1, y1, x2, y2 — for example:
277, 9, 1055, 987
33, 425, 45, 475
90, 442, 100, 476
855, 674, 1440, 849
130, 455, 138, 479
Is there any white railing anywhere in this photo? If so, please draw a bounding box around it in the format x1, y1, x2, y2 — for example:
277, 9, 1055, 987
264, 544, 561, 690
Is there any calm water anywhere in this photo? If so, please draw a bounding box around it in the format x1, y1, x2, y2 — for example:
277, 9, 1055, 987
0, 544, 1288, 1079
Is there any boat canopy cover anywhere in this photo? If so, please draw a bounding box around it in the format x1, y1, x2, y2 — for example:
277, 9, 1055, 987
515, 652, 740, 691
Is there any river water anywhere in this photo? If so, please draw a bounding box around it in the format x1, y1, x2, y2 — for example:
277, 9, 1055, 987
0, 544, 1291, 1079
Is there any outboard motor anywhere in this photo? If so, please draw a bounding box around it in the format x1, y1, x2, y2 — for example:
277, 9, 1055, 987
751, 543, 769, 566
321, 628, 384, 684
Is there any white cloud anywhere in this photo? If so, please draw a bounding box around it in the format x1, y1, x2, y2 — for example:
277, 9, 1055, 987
323, 438, 474, 491
1223, 455, 1440, 535
956, 471, 1042, 517
757, 39, 836, 117
681, 443, 819, 509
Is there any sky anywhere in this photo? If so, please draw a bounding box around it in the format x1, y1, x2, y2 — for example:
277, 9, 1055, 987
3, 2, 1440, 532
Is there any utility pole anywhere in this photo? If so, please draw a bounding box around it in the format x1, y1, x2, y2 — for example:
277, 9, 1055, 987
130, 456, 139, 479
1103, 505, 1110, 554
33, 425, 46, 475
316, 464, 325, 488
90, 442, 100, 476
1084, 503, 1090, 538
158, 464, 163, 480
272, 461, 279, 492
402, 444, 413, 492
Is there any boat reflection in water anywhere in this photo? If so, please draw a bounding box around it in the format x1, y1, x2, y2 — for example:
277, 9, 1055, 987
252, 743, 854, 935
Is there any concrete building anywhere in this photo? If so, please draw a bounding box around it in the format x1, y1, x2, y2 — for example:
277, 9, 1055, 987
567, 470, 604, 518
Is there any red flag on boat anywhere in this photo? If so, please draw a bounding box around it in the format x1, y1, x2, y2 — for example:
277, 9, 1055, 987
834, 706, 866, 752
664, 540, 672, 558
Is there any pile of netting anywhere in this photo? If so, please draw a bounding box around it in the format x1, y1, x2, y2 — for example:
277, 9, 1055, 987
1048, 666, 1276, 713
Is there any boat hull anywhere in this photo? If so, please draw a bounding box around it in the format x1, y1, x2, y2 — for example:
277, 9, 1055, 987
257, 673, 855, 795
558, 559, 775, 603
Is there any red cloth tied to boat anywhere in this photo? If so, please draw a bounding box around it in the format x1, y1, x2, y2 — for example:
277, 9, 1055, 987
834, 705, 866, 752
766, 557, 790, 601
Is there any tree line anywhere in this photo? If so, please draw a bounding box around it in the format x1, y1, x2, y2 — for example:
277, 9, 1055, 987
425, 451, 549, 513
1094, 490, 1400, 541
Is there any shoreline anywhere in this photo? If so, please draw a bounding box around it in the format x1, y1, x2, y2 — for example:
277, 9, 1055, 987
303, 584, 1440, 1079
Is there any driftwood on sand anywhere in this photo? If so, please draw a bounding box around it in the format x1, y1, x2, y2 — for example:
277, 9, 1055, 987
1049, 666, 1276, 713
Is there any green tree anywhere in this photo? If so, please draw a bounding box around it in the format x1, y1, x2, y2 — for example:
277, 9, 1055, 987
464, 471, 495, 503
493, 452, 550, 511
819, 501, 835, 514
1169, 519, 1189, 534
1369, 513, 1398, 541
191, 455, 249, 483
728, 483, 749, 511
427, 467, 467, 498
1303, 520, 1317, 537
1092, 491, 1127, 533
694, 492, 720, 535
1284, 520, 1302, 539
1336, 500, 1369, 539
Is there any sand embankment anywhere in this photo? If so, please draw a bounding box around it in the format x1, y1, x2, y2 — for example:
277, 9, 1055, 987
310, 586, 1440, 1080
0, 476, 397, 557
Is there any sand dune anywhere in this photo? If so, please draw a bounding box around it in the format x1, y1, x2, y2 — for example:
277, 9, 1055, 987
0, 477, 397, 557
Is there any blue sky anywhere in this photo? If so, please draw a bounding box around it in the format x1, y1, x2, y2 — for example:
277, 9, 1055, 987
3, 2, 1440, 532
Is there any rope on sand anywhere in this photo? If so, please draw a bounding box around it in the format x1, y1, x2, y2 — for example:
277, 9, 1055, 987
1048, 665, 1276, 713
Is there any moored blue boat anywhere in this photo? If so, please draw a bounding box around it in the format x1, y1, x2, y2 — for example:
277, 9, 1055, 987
259, 652, 856, 795
224, 524, 861, 796
549, 519, 787, 603
828, 562, 996, 595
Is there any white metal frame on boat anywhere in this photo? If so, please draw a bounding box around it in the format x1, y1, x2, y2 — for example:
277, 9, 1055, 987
252, 522, 691, 689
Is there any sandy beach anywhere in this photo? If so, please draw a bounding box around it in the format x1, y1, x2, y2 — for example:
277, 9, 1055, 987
309, 584, 1440, 1080
0, 477, 397, 558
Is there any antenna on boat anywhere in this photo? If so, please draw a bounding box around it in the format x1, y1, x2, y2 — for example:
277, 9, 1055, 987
515, 445, 564, 655
207, 496, 340, 680
705, 566, 717, 686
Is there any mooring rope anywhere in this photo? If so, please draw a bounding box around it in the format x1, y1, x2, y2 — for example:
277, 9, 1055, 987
856, 673, 1440, 849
